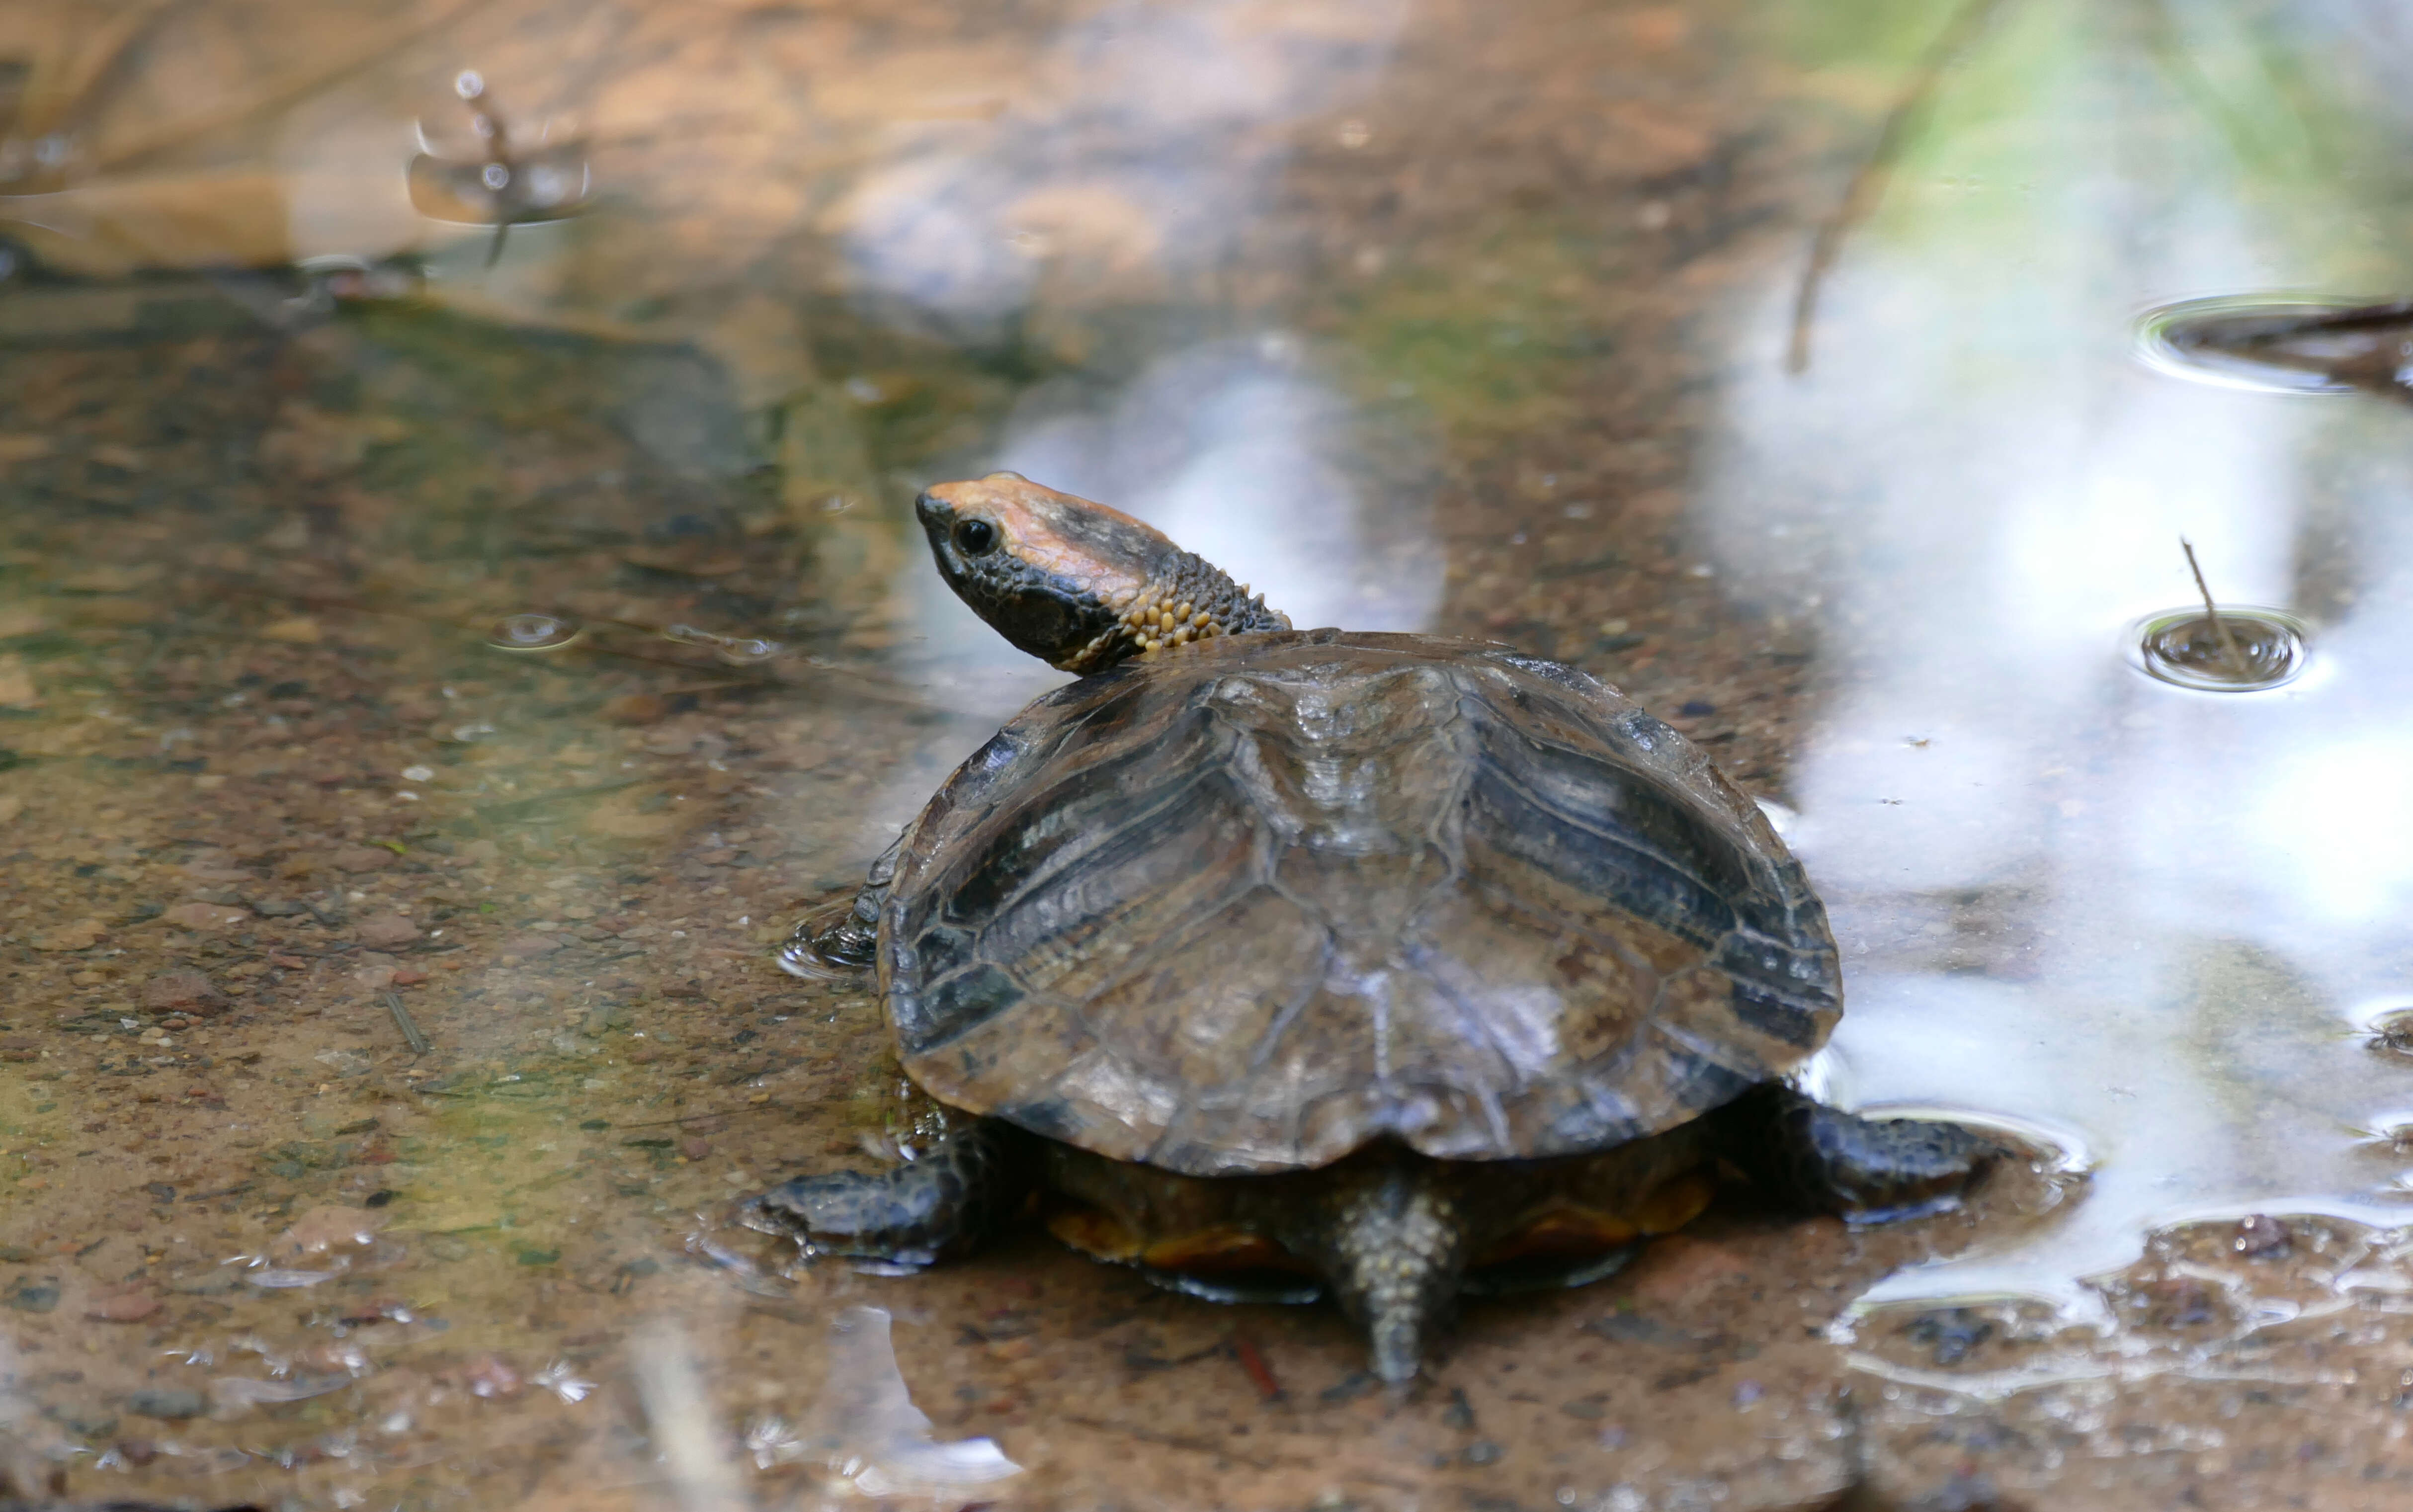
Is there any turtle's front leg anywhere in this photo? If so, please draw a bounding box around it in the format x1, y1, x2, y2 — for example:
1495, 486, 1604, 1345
779, 836, 903, 976
740, 1119, 1034, 1268
1717, 1084, 2001, 1224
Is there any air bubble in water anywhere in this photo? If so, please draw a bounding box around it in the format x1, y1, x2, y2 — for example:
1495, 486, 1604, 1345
716, 637, 782, 667
486, 613, 582, 652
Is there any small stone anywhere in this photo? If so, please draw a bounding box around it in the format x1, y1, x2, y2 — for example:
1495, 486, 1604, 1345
161, 903, 249, 931
601, 693, 668, 725
0, 1038, 37, 1063
503, 933, 562, 959
331, 845, 398, 873
86, 1291, 161, 1323
680, 1137, 712, 1161
273, 1206, 388, 1262
2234, 1214, 2293, 1259
4, 1276, 58, 1312
29, 918, 106, 951
126, 1388, 206, 1420
142, 970, 228, 1016
354, 912, 420, 949
390, 967, 427, 986
258, 616, 323, 644
1904, 1307, 1994, 1366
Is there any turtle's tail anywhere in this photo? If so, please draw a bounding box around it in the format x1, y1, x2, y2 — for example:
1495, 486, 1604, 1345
1287, 1156, 1472, 1385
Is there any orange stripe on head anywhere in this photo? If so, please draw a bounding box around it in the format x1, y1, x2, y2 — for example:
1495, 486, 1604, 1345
921, 473, 1171, 610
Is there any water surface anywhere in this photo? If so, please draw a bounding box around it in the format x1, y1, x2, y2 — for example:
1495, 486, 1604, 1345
7, 0, 2413, 1508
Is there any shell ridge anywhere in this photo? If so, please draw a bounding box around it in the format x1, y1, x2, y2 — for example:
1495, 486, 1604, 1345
1419, 696, 1480, 887
1395, 940, 1524, 1156
1240, 931, 1341, 1076
1641, 1013, 1778, 1107
946, 733, 1235, 935
1140, 939, 1337, 1173
1466, 762, 1735, 950
1199, 692, 1308, 850
1456, 867, 1664, 989
928, 739, 1223, 928
1475, 730, 1764, 900
1024, 870, 1267, 1031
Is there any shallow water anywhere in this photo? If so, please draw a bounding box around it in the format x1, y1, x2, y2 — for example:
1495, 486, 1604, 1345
7, 0, 2413, 1508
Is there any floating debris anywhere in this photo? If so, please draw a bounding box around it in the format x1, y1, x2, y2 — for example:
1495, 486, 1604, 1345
533, 1359, 596, 1404
666, 622, 786, 667
211, 1374, 350, 1410
2134, 294, 2413, 398
278, 254, 426, 325
2129, 541, 2307, 692
630, 1323, 746, 1512
407, 70, 593, 260
2368, 1009, 2413, 1058
244, 1267, 340, 1289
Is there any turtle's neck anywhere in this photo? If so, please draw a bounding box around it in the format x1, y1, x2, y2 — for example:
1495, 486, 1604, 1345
1056, 550, 1291, 674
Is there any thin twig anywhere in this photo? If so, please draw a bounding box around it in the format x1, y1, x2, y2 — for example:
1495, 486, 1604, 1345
2180, 537, 2247, 676
383, 990, 431, 1056
1786, 0, 2006, 374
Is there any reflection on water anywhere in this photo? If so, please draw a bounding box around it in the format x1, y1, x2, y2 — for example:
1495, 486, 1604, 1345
1702, 0, 2413, 1323
839, 0, 1405, 325
754, 1306, 1020, 1499
2138, 293, 2413, 400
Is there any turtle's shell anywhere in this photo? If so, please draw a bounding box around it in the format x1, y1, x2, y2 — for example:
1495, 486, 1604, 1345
879, 630, 1839, 1177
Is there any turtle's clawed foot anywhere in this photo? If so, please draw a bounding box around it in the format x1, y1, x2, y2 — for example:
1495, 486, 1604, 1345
740, 1119, 1032, 1267
1723, 1085, 2001, 1224
776, 840, 900, 977
777, 888, 881, 977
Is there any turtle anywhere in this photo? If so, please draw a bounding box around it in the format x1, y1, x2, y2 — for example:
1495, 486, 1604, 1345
743, 472, 1999, 1383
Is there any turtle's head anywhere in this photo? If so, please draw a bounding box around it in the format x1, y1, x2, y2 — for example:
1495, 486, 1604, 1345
915, 473, 1289, 674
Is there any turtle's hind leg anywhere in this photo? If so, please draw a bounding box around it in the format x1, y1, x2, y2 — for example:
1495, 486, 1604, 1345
741, 1119, 1033, 1268
1719, 1085, 2001, 1224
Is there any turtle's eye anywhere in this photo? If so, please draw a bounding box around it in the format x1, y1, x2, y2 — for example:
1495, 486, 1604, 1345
953, 517, 1000, 556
